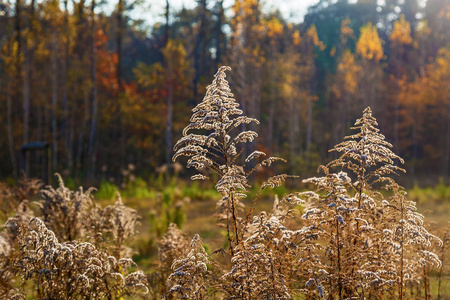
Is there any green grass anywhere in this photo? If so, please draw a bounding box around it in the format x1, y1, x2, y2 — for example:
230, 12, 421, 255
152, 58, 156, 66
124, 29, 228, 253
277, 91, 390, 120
95, 181, 119, 200
409, 178, 450, 204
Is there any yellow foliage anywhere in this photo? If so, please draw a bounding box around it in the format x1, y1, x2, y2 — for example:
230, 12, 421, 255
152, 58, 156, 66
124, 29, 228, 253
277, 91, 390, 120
134, 39, 191, 91
306, 25, 326, 50
337, 50, 362, 95
390, 15, 412, 47
233, 0, 259, 16
278, 52, 301, 99
356, 22, 384, 62
438, 5, 450, 20
292, 30, 301, 46
264, 17, 283, 38
430, 47, 450, 85
330, 46, 336, 57
397, 46, 450, 134
1, 41, 22, 74
416, 20, 431, 36
340, 18, 355, 44
162, 40, 188, 71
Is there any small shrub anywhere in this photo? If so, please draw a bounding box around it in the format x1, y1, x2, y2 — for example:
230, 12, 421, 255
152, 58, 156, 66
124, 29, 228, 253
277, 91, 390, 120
8, 218, 148, 299
0, 175, 147, 299
96, 181, 119, 200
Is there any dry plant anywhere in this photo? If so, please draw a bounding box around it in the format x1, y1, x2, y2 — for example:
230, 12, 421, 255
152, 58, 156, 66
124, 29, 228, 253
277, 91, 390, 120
302, 107, 442, 299
173, 66, 286, 253
221, 197, 308, 300
7, 217, 148, 299
168, 66, 314, 299
147, 223, 190, 298
0, 174, 146, 299
40, 174, 139, 259
39, 173, 95, 241
300, 169, 361, 299
0, 176, 42, 299
436, 223, 450, 300
101, 193, 140, 259
163, 234, 212, 299
159, 224, 189, 277
0, 175, 42, 222
0, 230, 18, 299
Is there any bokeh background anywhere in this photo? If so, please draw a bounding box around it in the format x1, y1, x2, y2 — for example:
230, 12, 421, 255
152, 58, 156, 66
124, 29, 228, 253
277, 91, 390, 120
0, 0, 449, 187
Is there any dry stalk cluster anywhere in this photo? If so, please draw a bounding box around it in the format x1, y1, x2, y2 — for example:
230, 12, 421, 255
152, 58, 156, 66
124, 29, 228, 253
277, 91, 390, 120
0, 174, 147, 299
165, 67, 443, 300
300, 108, 442, 299
7, 218, 147, 299
148, 223, 190, 298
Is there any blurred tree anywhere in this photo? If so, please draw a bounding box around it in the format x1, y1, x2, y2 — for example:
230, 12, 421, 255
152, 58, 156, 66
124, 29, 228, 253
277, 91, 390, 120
355, 22, 383, 111
132, 40, 192, 171
0, 0, 448, 183
331, 49, 361, 145
229, 0, 265, 161
300, 24, 325, 167
389, 14, 412, 150
261, 15, 284, 154
192, 0, 208, 105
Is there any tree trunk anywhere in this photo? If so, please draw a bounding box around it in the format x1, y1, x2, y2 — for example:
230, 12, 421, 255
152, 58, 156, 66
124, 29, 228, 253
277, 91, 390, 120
306, 94, 313, 168
76, 87, 89, 174
62, 0, 70, 170
394, 48, 402, 151
268, 63, 275, 153
88, 0, 98, 178
215, 0, 224, 68
52, 29, 58, 172
411, 112, 418, 182
117, 0, 123, 91
23, 46, 30, 147
164, 0, 170, 46
117, 0, 125, 173
23, 0, 36, 146
166, 69, 174, 175
7, 72, 17, 177
15, 0, 21, 54
289, 95, 296, 165
68, 83, 77, 175
443, 77, 450, 181
192, 0, 206, 105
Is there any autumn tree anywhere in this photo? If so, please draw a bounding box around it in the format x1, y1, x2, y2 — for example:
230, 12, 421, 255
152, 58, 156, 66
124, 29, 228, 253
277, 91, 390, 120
229, 0, 265, 161
330, 18, 360, 146
132, 40, 192, 171
355, 22, 384, 112
298, 24, 325, 168
389, 14, 413, 150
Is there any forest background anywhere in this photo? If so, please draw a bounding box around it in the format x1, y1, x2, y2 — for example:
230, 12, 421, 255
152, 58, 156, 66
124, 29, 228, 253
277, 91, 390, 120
0, 0, 449, 187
